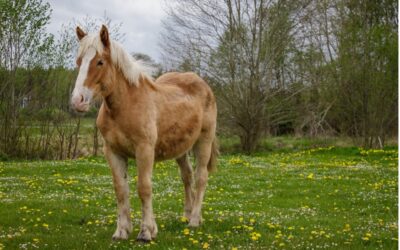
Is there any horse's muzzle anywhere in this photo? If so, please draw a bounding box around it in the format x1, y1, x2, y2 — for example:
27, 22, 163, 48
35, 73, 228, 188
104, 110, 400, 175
71, 94, 90, 113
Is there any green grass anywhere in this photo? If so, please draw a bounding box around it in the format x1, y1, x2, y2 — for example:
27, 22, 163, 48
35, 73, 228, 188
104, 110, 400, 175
0, 146, 397, 249
218, 135, 364, 154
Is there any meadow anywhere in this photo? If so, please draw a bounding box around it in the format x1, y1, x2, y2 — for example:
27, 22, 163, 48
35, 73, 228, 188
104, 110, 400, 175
0, 145, 398, 249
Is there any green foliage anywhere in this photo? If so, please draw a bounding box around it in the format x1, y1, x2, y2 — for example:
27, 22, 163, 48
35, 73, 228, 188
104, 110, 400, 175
330, 0, 398, 147
162, 0, 397, 152
0, 147, 397, 249
0, 0, 54, 68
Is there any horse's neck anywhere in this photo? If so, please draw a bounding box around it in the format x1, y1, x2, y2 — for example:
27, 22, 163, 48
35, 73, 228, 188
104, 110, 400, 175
103, 72, 154, 115
103, 72, 130, 113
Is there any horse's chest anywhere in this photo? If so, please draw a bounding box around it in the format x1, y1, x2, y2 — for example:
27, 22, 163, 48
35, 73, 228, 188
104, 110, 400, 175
98, 119, 136, 157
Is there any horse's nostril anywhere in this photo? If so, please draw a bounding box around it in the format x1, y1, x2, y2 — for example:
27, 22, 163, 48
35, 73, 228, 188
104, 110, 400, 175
80, 95, 84, 103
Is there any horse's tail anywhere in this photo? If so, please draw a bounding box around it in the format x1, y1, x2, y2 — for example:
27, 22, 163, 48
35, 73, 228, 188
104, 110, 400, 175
207, 137, 219, 173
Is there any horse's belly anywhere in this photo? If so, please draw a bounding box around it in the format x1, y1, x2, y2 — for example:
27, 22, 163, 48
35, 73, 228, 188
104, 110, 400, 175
155, 121, 201, 161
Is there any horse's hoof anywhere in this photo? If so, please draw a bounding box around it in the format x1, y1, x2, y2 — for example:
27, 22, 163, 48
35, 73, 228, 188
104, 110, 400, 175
137, 228, 152, 242
188, 218, 200, 227
150, 223, 158, 239
136, 237, 151, 243
112, 228, 130, 240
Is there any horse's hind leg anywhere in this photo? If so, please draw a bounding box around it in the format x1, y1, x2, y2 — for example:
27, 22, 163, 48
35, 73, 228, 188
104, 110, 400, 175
189, 138, 213, 227
176, 153, 195, 219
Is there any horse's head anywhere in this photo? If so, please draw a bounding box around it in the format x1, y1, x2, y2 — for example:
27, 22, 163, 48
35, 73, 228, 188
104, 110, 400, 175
71, 25, 113, 113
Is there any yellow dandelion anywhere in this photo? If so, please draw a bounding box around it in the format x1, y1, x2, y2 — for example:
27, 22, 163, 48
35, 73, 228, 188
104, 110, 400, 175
183, 228, 190, 235
202, 242, 209, 249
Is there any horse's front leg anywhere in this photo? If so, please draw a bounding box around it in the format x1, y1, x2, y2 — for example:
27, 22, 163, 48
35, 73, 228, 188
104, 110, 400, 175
104, 146, 132, 240
136, 143, 158, 242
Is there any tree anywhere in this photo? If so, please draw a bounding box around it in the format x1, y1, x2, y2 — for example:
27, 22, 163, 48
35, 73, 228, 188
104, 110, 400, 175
161, 0, 310, 152
332, 0, 398, 147
0, 0, 53, 156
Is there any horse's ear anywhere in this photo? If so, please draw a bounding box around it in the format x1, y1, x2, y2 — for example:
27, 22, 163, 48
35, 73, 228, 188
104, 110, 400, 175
76, 26, 86, 41
100, 25, 110, 48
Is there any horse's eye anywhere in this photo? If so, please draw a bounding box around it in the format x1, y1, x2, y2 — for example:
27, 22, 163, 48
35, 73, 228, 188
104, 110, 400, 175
97, 60, 104, 66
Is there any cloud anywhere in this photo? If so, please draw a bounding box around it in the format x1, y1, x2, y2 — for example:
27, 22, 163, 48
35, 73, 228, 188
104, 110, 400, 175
46, 0, 166, 61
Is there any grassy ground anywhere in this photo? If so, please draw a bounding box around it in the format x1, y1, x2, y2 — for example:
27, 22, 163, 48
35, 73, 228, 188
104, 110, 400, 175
0, 146, 397, 249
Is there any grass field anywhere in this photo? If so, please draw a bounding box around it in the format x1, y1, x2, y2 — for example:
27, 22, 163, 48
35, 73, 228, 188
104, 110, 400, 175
0, 146, 398, 249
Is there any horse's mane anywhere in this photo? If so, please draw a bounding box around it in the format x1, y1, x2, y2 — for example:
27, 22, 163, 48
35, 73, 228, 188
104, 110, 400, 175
77, 34, 155, 86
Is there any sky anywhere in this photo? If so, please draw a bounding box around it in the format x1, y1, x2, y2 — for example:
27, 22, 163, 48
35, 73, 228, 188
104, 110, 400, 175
46, 0, 166, 61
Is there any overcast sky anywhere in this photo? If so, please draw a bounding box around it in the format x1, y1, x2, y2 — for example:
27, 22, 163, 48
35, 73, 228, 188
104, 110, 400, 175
46, 0, 166, 61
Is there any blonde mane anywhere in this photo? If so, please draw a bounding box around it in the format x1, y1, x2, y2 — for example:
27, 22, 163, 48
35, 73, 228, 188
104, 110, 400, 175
77, 34, 155, 86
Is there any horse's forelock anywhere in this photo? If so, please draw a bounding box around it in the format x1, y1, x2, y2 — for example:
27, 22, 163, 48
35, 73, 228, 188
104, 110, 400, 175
77, 33, 155, 86
77, 34, 103, 59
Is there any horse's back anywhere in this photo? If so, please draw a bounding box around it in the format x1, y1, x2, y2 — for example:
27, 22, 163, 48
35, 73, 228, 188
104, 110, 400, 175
156, 72, 214, 102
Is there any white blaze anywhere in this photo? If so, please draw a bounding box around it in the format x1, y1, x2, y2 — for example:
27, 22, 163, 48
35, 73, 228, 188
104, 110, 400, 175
72, 47, 96, 103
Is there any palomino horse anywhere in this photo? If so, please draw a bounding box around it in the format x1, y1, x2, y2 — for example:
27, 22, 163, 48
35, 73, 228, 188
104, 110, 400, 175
70, 25, 218, 242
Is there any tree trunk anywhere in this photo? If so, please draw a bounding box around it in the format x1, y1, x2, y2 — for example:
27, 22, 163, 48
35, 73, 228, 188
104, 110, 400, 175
93, 120, 99, 156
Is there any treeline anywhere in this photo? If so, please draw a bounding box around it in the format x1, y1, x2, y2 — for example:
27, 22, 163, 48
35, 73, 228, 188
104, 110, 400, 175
161, 0, 398, 152
0, 0, 101, 160
0, 0, 397, 159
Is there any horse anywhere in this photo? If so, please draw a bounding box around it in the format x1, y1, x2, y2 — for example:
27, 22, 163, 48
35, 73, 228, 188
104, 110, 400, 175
70, 25, 218, 242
